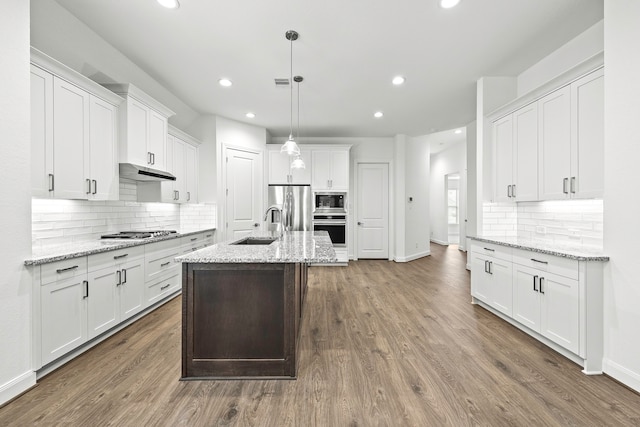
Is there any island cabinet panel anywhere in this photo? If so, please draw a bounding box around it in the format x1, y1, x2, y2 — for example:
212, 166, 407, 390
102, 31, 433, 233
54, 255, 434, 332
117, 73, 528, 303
182, 263, 300, 379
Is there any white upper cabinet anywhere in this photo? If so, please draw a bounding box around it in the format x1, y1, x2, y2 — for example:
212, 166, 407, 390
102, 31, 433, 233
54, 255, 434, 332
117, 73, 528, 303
312, 148, 350, 191
268, 149, 311, 185
493, 115, 514, 202
102, 83, 174, 171
513, 103, 538, 201
571, 68, 604, 199
30, 48, 122, 201
538, 86, 572, 200
185, 143, 198, 203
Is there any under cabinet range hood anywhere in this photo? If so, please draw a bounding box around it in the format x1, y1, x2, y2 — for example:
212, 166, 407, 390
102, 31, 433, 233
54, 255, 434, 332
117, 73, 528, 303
119, 163, 176, 182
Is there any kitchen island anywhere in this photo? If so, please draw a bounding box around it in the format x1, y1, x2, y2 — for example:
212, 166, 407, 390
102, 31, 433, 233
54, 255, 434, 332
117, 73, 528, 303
177, 231, 336, 380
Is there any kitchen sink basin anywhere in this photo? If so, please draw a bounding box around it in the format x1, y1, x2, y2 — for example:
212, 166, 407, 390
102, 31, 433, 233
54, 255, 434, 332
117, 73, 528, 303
230, 237, 278, 245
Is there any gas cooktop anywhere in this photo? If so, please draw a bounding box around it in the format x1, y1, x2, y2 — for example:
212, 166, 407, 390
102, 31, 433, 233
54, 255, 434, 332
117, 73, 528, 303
101, 230, 177, 239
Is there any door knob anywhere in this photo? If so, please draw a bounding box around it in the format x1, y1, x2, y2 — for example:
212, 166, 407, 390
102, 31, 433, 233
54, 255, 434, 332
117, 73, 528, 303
254, 223, 260, 227
357, 222, 363, 226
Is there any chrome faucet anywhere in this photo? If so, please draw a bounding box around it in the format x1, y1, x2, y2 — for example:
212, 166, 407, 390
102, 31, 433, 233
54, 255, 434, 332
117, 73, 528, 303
264, 204, 284, 238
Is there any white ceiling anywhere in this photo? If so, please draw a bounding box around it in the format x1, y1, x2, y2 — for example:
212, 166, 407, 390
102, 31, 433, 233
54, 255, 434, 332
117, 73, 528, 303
54, 0, 603, 138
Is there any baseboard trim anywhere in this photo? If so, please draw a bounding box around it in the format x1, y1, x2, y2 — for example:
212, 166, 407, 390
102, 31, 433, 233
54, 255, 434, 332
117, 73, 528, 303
430, 239, 449, 246
395, 250, 430, 263
603, 358, 640, 393
0, 370, 36, 407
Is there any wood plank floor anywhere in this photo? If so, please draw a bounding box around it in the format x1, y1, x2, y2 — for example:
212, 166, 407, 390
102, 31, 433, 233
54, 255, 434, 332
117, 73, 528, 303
2, 244, 640, 426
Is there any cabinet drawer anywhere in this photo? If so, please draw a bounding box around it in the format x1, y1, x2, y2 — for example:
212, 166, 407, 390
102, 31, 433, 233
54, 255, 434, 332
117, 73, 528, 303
146, 246, 181, 283
182, 233, 205, 246
146, 269, 181, 306
512, 248, 578, 280
88, 245, 144, 272
471, 241, 512, 262
145, 237, 181, 254
41, 257, 88, 285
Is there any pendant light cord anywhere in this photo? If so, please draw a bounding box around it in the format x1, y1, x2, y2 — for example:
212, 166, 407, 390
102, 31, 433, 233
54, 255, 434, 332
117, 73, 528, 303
290, 36, 294, 138
297, 80, 300, 140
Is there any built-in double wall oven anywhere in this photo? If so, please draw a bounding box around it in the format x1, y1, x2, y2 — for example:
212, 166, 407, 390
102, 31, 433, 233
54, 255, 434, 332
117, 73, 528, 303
313, 192, 347, 247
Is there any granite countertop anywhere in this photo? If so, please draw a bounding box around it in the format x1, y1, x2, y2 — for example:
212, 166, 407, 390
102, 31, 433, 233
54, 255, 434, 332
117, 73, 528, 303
25, 228, 216, 266
176, 230, 337, 264
469, 236, 609, 261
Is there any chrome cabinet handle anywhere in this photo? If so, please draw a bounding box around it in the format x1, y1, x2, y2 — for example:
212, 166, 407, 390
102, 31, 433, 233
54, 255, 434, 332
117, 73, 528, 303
83, 280, 89, 299
563, 177, 569, 194
86, 178, 91, 194
92, 180, 97, 195
49, 173, 55, 191
116, 270, 122, 286
56, 265, 78, 273
570, 177, 576, 194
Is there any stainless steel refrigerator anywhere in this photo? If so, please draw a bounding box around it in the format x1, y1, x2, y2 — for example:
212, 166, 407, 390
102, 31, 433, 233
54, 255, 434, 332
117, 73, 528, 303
267, 184, 312, 232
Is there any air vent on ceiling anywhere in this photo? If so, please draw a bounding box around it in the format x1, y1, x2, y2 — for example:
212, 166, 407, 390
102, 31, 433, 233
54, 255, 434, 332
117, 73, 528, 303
275, 78, 290, 87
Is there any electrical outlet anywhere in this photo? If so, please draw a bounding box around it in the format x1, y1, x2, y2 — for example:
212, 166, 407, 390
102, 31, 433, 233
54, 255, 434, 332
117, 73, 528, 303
535, 226, 546, 235
415, 243, 418, 248
568, 229, 581, 239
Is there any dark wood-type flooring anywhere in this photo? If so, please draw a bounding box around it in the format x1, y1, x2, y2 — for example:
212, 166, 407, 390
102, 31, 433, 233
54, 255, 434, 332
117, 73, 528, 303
2, 244, 640, 426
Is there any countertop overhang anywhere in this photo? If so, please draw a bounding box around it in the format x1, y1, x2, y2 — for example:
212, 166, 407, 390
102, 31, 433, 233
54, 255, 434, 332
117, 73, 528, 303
469, 236, 609, 261
176, 231, 337, 264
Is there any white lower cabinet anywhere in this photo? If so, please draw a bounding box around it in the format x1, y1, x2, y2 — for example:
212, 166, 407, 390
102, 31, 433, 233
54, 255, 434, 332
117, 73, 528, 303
470, 240, 604, 373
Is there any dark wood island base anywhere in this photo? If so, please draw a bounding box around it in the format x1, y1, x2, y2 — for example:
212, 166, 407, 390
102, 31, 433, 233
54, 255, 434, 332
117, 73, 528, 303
181, 262, 308, 380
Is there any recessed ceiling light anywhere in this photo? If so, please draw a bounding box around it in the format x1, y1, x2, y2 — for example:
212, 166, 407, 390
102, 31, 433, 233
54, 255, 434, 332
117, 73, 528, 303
374, 111, 384, 118
218, 78, 232, 87
157, 0, 180, 9
440, 0, 460, 9
454, 129, 462, 134
246, 112, 256, 119
392, 76, 406, 85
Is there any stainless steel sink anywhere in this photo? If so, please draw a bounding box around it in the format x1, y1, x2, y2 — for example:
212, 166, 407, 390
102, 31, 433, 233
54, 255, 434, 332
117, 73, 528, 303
230, 237, 277, 245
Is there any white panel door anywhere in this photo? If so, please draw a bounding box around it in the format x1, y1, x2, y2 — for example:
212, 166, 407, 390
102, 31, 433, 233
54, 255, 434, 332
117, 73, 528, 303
488, 258, 513, 317
356, 163, 389, 259
225, 148, 262, 240
330, 150, 350, 190
185, 143, 198, 203
173, 139, 186, 202
148, 109, 167, 170
87, 267, 118, 340
513, 103, 538, 201
119, 259, 145, 320
493, 115, 513, 202
125, 98, 149, 165
311, 150, 332, 190
540, 273, 580, 354
470, 253, 491, 303
538, 86, 571, 200
31, 65, 54, 198
89, 95, 118, 200
571, 68, 604, 199
512, 264, 541, 332
53, 77, 90, 199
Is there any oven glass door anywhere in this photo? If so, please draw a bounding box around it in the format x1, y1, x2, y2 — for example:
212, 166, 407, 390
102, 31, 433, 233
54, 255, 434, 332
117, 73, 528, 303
313, 222, 346, 246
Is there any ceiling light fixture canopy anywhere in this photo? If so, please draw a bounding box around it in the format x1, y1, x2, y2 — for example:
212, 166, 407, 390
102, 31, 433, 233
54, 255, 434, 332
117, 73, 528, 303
374, 111, 384, 118
392, 76, 406, 85
439, 0, 461, 9
246, 112, 256, 118
157, 0, 180, 9
218, 78, 232, 87
281, 30, 301, 156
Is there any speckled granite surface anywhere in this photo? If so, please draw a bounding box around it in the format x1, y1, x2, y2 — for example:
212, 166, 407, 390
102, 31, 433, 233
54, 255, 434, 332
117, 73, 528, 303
176, 230, 337, 264
25, 228, 216, 266
469, 236, 609, 261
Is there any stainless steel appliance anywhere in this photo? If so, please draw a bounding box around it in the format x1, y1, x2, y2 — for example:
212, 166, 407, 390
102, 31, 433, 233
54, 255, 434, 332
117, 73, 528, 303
314, 192, 346, 213
313, 213, 347, 247
266, 185, 312, 232
101, 230, 177, 239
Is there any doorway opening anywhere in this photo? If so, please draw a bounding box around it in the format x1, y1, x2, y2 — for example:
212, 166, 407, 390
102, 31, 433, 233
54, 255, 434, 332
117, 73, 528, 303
446, 173, 460, 245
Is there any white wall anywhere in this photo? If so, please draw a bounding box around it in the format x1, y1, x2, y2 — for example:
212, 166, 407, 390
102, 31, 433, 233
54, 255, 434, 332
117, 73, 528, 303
30, 1, 199, 130
603, 0, 640, 392
429, 141, 466, 246
517, 20, 604, 96
404, 136, 431, 261
0, 0, 35, 405
466, 120, 477, 244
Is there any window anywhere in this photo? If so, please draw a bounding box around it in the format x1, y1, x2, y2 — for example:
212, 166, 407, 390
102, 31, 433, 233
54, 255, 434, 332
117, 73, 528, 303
447, 189, 458, 224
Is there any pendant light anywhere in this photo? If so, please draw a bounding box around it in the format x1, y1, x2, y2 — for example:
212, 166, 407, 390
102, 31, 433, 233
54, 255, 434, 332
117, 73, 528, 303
281, 30, 301, 156
290, 75, 305, 170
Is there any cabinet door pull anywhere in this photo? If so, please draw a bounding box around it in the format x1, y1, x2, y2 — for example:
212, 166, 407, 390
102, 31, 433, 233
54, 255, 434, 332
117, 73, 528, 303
190, 237, 198, 242
563, 177, 569, 194
151, 152, 155, 165
539, 277, 545, 294
484, 260, 488, 273
160, 284, 171, 291
49, 173, 55, 191
92, 179, 97, 195
187, 191, 191, 202
122, 268, 127, 284
83, 280, 89, 299
507, 185, 512, 198
56, 265, 79, 273
570, 177, 576, 194
147, 152, 152, 165
114, 253, 128, 259
116, 270, 122, 286
533, 275, 539, 292
205, 234, 212, 238
160, 261, 171, 267
530, 258, 548, 264
86, 178, 92, 194
176, 190, 180, 200
512, 184, 516, 198
483, 247, 495, 252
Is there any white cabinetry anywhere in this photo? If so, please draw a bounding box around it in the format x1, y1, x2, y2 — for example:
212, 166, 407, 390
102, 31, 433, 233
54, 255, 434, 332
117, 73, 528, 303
102, 83, 174, 170
31, 49, 121, 201
470, 239, 604, 373
312, 149, 349, 191
268, 148, 311, 184
493, 115, 513, 202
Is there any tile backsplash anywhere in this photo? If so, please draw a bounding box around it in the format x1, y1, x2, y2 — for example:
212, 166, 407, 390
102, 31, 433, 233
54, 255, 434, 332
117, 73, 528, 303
482, 199, 603, 249
32, 179, 216, 249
